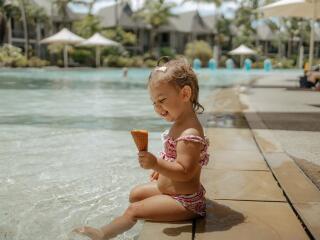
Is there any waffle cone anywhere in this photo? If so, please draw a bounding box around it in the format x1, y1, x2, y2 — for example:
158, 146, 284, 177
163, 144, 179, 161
131, 130, 148, 151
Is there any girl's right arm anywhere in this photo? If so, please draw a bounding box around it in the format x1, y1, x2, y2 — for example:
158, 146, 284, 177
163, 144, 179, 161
150, 171, 159, 181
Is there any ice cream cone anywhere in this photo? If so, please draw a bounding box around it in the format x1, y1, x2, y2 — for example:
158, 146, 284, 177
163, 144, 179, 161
131, 130, 148, 151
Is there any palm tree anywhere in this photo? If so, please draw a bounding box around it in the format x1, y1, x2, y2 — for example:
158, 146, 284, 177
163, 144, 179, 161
19, 0, 29, 58
0, 0, 6, 43
73, 0, 110, 38
20, 0, 50, 58
0, 0, 17, 44
52, 0, 72, 28
52, 0, 87, 29
281, 18, 310, 58
3, 0, 29, 58
183, 0, 222, 7
134, 0, 176, 56
1, 0, 47, 58
27, 2, 48, 56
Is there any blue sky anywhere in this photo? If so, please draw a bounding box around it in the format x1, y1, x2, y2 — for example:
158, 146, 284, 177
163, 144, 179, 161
69, 0, 239, 18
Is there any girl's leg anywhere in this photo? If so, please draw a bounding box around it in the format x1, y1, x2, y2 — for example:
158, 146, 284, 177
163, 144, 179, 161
74, 194, 198, 240
129, 181, 161, 203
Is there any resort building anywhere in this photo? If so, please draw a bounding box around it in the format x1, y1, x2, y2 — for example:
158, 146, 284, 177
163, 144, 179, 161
0, 0, 81, 57
96, 2, 215, 55
1, 1, 216, 57
157, 10, 216, 54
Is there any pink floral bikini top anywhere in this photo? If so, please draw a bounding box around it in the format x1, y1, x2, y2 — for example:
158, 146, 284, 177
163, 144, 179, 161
160, 130, 210, 166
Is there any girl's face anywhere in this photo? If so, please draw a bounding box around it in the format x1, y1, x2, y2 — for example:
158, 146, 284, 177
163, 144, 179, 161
148, 79, 190, 122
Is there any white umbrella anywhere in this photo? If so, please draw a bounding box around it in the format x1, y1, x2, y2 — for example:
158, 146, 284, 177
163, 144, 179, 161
229, 44, 257, 67
40, 28, 85, 68
259, 0, 320, 68
78, 33, 119, 67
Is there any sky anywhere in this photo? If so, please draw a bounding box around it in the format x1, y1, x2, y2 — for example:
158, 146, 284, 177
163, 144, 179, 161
69, 0, 239, 18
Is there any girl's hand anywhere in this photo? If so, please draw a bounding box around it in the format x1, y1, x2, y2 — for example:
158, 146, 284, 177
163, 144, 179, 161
150, 171, 159, 181
138, 151, 157, 169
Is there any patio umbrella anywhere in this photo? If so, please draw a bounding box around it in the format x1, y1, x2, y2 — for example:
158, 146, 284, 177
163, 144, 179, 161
78, 33, 120, 67
40, 28, 84, 68
229, 44, 257, 67
259, 0, 320, 68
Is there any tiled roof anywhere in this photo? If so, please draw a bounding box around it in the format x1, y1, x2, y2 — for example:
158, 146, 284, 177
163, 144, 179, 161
97, 2, 147, 29
160, 10, 212, 34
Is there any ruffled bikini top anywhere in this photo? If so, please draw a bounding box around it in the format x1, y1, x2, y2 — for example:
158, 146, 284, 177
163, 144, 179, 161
159, 129, 210, 166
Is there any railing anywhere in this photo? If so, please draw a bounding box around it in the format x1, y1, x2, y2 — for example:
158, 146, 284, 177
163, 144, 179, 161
12, 30, 37, 39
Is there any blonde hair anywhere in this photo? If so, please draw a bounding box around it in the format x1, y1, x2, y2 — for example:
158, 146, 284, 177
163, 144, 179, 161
148, 57, 204, 113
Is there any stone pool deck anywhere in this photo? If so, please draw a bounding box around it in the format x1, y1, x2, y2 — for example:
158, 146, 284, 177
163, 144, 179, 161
138, 72, 320, 240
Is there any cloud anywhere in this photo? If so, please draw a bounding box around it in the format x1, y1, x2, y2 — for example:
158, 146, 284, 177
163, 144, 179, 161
69, 0, 239, 18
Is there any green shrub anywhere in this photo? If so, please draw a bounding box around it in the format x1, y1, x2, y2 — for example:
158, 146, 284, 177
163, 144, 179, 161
0, 44, 27, 67
12, 56, 28, 67
218, 55, 228, 68
71, 49, 94, 65
101, 27, 137, 46
144, 59, 157, 68
159, 47, 176, 58
27, 57, 49, 67
103, 55, 154, 68
102, 46, 125, 57
103, 55, 134, 67
47, 44, 75, 65
184, 40, 213, 66
252, 60, 264, 69
131, 56, 144, 67
271, 58, 295, 69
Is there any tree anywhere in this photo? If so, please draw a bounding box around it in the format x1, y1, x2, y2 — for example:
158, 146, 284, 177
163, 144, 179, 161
134, 0, 176, 57
102, 26, 136, 46
52, 0, 87, 28
232, 0, 257, 48
0, 0, 20, 44
282, 18, 310, 58
183, 0, 222, 7
0, 0, 6, 43
72, 0, 101, 38
2, 0, 29, 58
184, 40, 213, 66
73, 15, 101, 38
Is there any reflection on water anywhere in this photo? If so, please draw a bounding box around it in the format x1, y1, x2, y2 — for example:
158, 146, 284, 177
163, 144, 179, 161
0, 115, 168, 132
0, 68, 258, 240
0, 77, 148, 90
199, 112, 249, 129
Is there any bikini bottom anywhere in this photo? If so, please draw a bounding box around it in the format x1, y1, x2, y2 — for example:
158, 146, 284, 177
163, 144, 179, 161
168, 184, 206, 217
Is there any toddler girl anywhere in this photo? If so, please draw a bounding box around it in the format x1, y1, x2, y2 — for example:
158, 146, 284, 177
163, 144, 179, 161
74, 57, 209, 240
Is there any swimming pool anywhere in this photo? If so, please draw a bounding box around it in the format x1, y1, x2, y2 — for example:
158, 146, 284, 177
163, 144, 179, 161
0, 68, 300, 240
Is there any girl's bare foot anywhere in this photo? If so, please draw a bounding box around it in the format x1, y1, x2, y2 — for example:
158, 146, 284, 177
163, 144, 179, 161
73, 226, 105, 240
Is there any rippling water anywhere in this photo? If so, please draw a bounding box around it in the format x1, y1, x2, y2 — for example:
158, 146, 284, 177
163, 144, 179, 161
0, 67, 259, 240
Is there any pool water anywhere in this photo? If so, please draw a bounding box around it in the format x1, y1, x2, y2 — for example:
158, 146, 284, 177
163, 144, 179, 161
0, 68, 291, 240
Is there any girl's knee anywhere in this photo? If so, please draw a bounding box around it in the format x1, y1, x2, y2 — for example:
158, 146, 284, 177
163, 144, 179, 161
124, 203, 141, 220
129, 186, 142, 203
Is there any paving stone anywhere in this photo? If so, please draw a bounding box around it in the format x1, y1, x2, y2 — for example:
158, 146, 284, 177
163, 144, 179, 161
206, 128, 259, 151
264, 152, 320, 203
195, 199, 309, 240
207, 150, 269, 171
243, 111, 268, 130
294, 202, 320, 240
252, 129, 284, 153
138, 221, 192, 240
201, 169, 286, 202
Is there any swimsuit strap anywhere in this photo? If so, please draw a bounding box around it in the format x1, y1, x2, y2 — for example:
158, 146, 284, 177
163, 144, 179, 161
175, 135, 210, 167
175, 135, 207, 146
